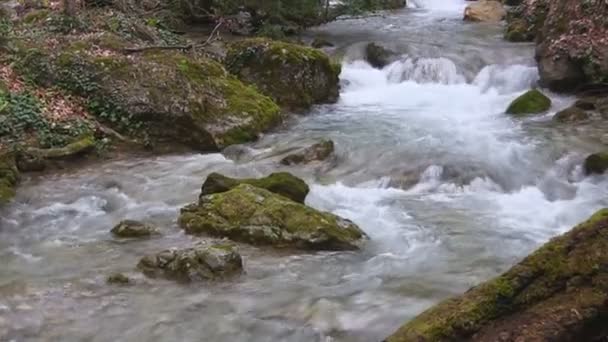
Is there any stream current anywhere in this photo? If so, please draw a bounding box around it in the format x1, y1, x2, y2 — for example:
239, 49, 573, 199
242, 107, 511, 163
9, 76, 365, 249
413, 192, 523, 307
2, 1, 608, 341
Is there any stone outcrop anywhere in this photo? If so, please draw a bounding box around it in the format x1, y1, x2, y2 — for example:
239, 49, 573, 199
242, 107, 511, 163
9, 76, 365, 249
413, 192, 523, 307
506, 0, 608, 92
553, 106, 590, 123
179, 184, 367, 250
224, 38, 341, 110
0, 152, 19, 204
386, 209, 608, 341
365, 43, 397, 69
584, 153, 608, 175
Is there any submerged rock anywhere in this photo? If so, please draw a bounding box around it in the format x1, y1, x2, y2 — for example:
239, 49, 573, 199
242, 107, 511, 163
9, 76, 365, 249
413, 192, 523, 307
553, 106, 590, 123
0, 152, 19, 205
386, 208, 608, 341
111, 220, 159, 238
365, 43, 396, 69
137, 243, 243, 282
311, 37, 334, 49
179, 184, 367, 250
584, 152, 608, 175
506, 89, 551, 115
106, 273, 131, 285
280, 139, 335, 165
464, 0, 506, 23
224, 38, 341, 110
200, 172, 309, 204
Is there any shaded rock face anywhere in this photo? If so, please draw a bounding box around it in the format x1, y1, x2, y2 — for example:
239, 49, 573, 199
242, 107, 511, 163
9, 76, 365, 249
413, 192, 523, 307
464, 0, 506, 22
386, 209, 608, 342
280, 139, 335, 166
506, 89, 551, 115
365, 43, 396, 69
0, 152, 19, 205
507, 0, 608, 92
224, 38, 341, 110
553, 106, 590, 123
111, 220, 159, 238
584, 153, 608, 175
200, 172, 310, 204
138, 244, 243, 282
17, 47, 281, 151
179, 184, 367, 251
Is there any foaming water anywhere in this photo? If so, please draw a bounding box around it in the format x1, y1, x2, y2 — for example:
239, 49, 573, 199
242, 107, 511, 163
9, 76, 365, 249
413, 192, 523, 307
2, 3, 608, 342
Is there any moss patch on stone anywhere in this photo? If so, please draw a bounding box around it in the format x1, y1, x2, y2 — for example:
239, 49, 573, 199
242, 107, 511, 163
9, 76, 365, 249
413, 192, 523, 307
0, 152, 19, 204
179, 184, 367, 250
506, 89, 552, 115
386, 208, 608, 341
584, 152, 608, 175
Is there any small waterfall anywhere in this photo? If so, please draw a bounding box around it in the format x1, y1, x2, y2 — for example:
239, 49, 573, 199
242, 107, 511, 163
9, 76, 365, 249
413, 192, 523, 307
386, 57, 466, 85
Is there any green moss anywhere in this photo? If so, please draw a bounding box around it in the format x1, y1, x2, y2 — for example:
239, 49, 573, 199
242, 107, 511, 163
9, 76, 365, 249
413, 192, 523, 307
22, 9, 50, 24
506, 89, 552, 115
26, 136, 95, 159
200, 172, 309, 203
584, 152, 608, 175
225, 38, 340, 109
179, 184, 366, 250
387, 208, 608, 341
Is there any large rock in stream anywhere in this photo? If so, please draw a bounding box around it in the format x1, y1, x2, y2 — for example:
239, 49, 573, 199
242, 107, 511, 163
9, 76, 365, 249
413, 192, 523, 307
506, 89, 551, 115
138, 243, 243, 282
224, 38, 341, 110
178, 184, 367, 250
385, 208, 608, 341
201, 172, 309, 204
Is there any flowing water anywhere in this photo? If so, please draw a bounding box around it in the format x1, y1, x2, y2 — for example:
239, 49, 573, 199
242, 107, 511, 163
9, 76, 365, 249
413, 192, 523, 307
2, 1, 608, 341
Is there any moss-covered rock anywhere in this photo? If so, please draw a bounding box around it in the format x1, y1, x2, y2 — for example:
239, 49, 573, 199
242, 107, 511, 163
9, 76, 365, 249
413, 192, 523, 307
0, 152, 19, 205
553, 106, 590, 123
280, 139, 335, 166
224, 38, 341, 110
201, 172, 309, 204
137, 243, 243, 282
111, 220, 159, 238
583, 152, 608, 175
179, 184, 367, 250
506, 89, 551, 115
15, 46, 282, 151
386, 208, 608, 341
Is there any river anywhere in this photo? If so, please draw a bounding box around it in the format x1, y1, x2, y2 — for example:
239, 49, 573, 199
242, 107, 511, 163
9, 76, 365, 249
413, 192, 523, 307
2, 0, 608, 341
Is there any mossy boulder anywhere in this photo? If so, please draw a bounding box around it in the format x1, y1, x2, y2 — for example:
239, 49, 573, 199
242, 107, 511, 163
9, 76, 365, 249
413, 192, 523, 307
464, 0, 506, 23
386, 208, 608, 341
201, 172, 309, 204
16, 47, 282, 151
583, 152, 608, 175
137, 243, 243, 282
111, 220, 159, 238
504, 18, 534, 42
179, 184, 367, 250
506, 89, 551, 115
224, 38, 341, 110
280, 139, 335, 166
0, 152, 19, 205
553, 106, 590, 123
